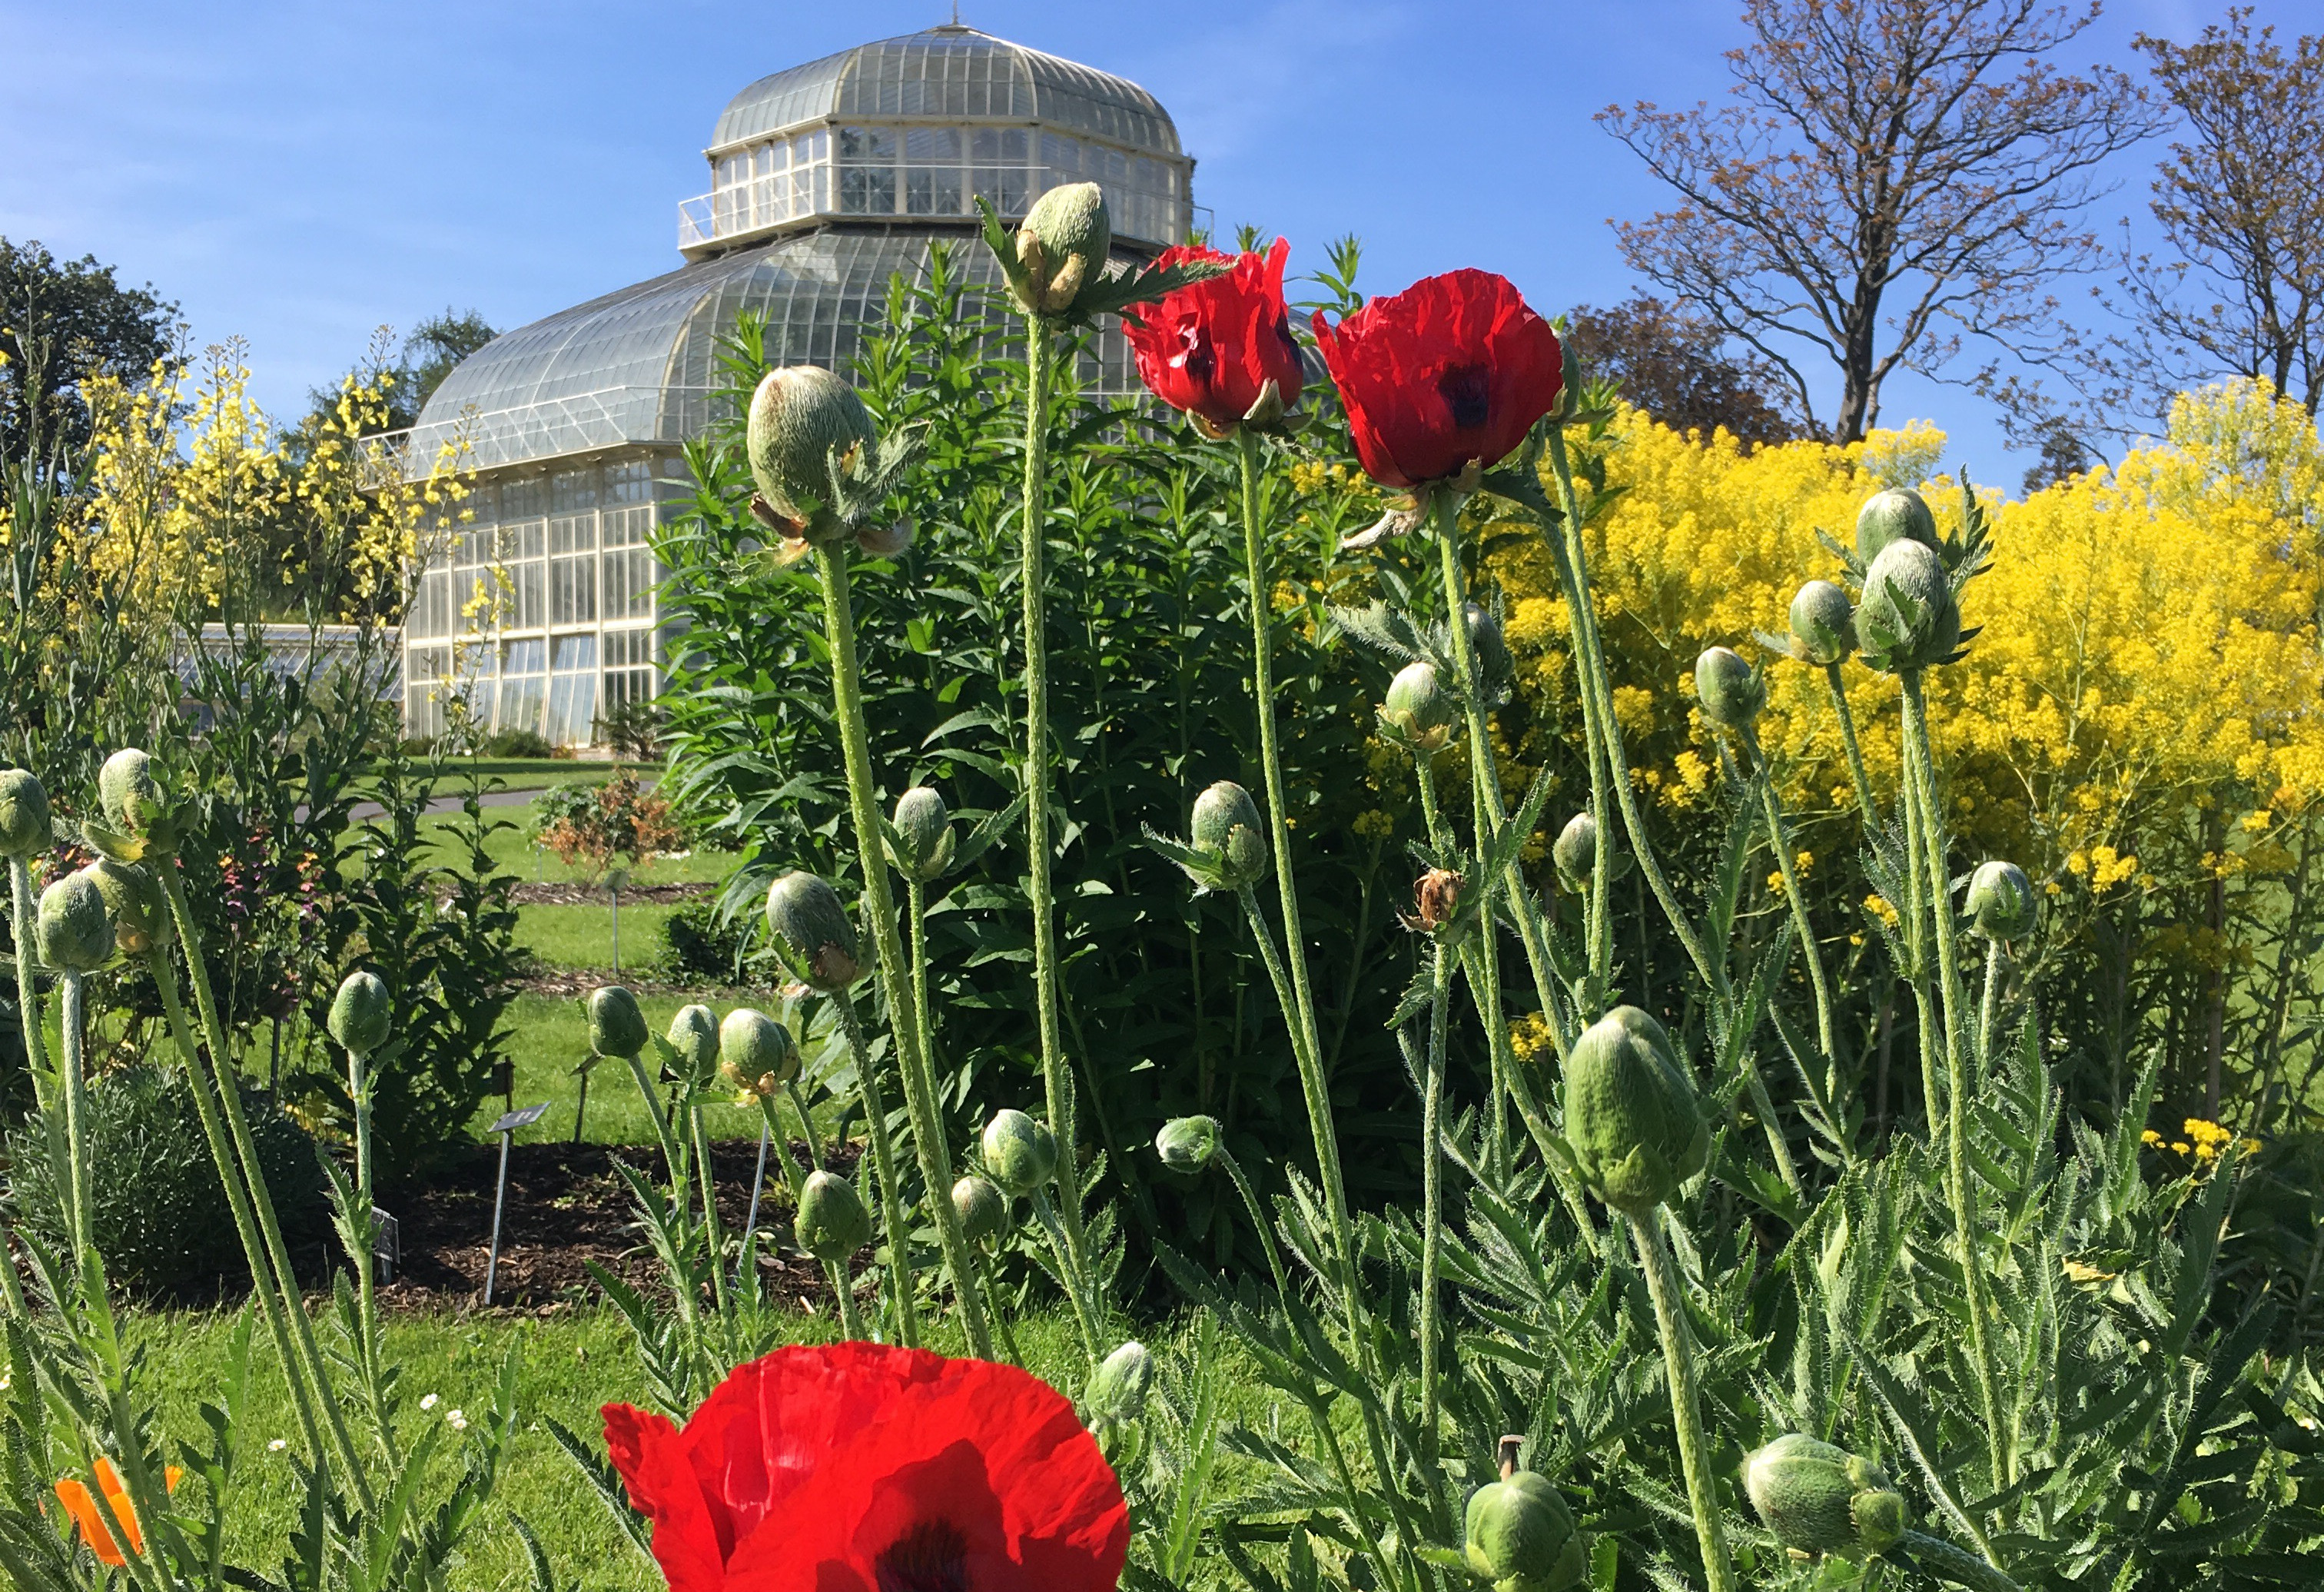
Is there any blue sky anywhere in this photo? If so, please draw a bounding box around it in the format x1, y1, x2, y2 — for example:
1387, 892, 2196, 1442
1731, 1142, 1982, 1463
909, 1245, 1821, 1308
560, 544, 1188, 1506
0, 0, 2276, 487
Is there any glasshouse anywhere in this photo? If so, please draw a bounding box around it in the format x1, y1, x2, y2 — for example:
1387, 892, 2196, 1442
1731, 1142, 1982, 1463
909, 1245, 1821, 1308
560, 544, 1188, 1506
398, 24, 1198, 745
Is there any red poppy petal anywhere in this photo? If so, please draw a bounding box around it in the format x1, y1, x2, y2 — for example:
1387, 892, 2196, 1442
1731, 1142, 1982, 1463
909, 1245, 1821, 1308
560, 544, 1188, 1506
604, 1404, 729, 1592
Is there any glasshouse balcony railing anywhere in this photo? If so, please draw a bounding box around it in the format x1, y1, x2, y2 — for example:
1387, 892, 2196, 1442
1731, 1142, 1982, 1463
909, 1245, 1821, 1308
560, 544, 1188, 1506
679, 143, 1188, 256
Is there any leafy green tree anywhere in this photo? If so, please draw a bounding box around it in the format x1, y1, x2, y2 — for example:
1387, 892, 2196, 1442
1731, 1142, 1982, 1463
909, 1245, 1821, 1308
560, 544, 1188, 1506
0, 236, 176, 463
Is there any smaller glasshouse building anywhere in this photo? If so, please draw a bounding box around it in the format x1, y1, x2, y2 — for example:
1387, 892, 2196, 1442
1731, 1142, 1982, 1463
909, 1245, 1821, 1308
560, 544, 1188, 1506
398, 25, 1197, 746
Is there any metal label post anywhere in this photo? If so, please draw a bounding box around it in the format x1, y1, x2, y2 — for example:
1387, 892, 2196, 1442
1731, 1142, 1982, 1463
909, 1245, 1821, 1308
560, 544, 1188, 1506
737, 1122, 772, 1283
483, 1102, 552, 1305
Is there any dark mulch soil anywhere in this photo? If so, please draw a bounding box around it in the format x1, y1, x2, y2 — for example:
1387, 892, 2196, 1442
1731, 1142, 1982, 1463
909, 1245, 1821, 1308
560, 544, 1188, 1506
369, 1137, 856, 1315
509, 881, 715, 907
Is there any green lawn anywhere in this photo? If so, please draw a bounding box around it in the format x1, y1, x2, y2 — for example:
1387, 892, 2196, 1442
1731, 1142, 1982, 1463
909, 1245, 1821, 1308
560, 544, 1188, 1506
126, 1305, 1103, 1590
426, 813, 736, 891
513, 901, 686, 976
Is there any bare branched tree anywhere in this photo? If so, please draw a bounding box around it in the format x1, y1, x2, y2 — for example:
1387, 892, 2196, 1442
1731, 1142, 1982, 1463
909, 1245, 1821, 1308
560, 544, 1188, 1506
1599, 0, 2160, 444
2119, 11, 2324, 417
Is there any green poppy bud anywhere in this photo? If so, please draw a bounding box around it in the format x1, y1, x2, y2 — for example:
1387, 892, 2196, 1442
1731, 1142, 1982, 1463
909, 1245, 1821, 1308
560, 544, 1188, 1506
1564, 1005, 1708, 1218
1014, 182, 1112, 316
982, 1107, 1058, 1196
1854, 538, 1960, 673
1465, 1464, 1585, 1592
1854, 487, 1938, 563
1552, 813, 1598, 888
1379, 660, 1453, 754
746, 366, 876, 543
1788, 580, 1855, 666
952, 1174, 1008, 1243
328, 969, 393, 1055
795, 1169, 873, 1263
1743, 1433, 1909, 1560
718, 1006, 798, 1095
1463, 602, 1512, 688
1155, 1114, 1220, 1173
588, 985, 649, 1059
891, 786, 955, 882
38, 872, 115, 972
1693, 646, 1765, 732
1087, 1341, 1154, 1424
98, 748, 164, 835
1189, 781, 1269, 890
667, 1003, 719, 1079
0, 769, 50, 858
765, 871, 860, 991
1965, 860, 2037, 942
85, 858, 172, 957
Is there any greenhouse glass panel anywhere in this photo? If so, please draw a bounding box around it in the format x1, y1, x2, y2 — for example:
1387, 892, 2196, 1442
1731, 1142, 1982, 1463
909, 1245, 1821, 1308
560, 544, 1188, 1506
544, 634, 600, 745
500, 640, 547, 736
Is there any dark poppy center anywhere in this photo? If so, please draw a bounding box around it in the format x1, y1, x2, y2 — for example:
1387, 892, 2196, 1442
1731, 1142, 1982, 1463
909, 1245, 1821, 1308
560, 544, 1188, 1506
875, 1518, 971, 1592
1174, 321, 1215, 384
1436, 363, 1492, 431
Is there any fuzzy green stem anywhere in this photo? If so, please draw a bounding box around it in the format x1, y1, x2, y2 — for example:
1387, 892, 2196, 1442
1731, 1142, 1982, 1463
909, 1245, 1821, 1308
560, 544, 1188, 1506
1899, 1531, 2023, 1592
1418, 942, 1451, 1471
1542, 427, 1721, 998
348, 1042, 383, 1394
1751, 743, 1839, 1069
619, 1049, 686, 1202
1824, 663, 1881, 830
1016, 316, 1084, 1261
9, 859, 51, 1107
1978, 937, 2004, 1090
834, 996, 920, 1349
907, 875, 934, 1074
975, 1248, 1022, 1364
1899, 672, 2008, 1494
148, 953, 330, 1468
814, 543, 991, 1358
688, 1088, 733, 1326
1212, 1145, 1291, 1299
1630, 1208, 1738, 1592
158, 867, 374, 1511
59, 969, 94, 1269
1030, 1186, 1102, 1366
1233, 428, 1330, 1093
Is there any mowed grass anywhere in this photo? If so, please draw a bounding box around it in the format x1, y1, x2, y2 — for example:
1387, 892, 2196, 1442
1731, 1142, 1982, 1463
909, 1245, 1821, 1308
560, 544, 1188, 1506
127, 1304, 1105, 1590
513, 900, 686, 975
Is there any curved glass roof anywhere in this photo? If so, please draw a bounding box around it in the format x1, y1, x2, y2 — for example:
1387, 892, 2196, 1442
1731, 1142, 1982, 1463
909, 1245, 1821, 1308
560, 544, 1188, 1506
711, 26, 1180, 158
410, 230, 1137, 474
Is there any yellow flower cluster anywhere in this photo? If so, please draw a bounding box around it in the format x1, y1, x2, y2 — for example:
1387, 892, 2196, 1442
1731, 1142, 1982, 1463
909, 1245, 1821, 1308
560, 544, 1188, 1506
1507, 1011, 1553, 1066
2141, 1118, 2263, 1165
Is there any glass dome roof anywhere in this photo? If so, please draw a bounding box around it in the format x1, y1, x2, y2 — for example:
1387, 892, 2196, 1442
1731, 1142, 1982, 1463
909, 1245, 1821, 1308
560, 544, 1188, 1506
710, 25, 1181, 157
408, 230, 1135, 473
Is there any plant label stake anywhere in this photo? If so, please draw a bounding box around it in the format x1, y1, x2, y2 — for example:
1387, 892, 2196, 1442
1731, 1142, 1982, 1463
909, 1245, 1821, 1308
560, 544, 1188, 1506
372, 1207, 400, 1285
483, 1102, 551, 1305
738, 1121, 772, 1284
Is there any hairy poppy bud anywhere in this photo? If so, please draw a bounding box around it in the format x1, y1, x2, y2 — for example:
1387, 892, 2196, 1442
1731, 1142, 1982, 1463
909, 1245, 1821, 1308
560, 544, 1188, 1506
1463, 602, 1512, 689
765, 872, 860, 991
982, 1108, 1058, 1196
328, 969, 393, 1055
1465, 1456, 1585, 1592
589, 985, 649, 1060
1189, 781, 1270, 890
718, 1007, 797, 1095
746, 367, 876, 543
85, 858, 172, 957
1014, 182, 1112, 316
1378, 660, 1453, 754
1553, 813, 1598, 888
795, 1169, 873, 1262
1743, 1434, 1908, 1560
667, 1004, 719, 1080
1565, 1005, 1708, 1218
1788, 580, 1855, 666
38, 872, 115, 972
1966, 860, 2037, 942
891, 786, 955, 882
1854, 539, 1959, 673
1155, 1115, 1220, 1173
952, 1174, 1008, 1243
98, 748, 164, 836
1854, 487, 1938, 563
1087, 1341, 1154, 1423
1693, 646, 1765, 732
0, 769, 50, 858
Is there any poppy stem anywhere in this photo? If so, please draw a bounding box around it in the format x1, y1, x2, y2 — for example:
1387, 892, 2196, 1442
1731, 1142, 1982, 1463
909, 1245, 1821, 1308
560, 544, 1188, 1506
1823, 661, 1881, 829
1899, 671, 2008, 1494
8, 858, 51, 1115
832, 995, 921, 1350
1417, 942, 1451, 1477
1210, 1143, 1290, 1299
1028, 1186, 1101, 1364
1629, 1206, 1739, 1592
158, 866, 375, 1514
812, 539, 993, 1359
1015, 314, 1087, 1267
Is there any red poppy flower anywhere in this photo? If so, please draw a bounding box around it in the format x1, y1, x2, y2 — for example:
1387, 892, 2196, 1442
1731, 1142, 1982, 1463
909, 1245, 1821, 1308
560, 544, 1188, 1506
1122, 237, 1304, 430
1310, 269, 1564, 490
602, 1342, 1128, 1592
